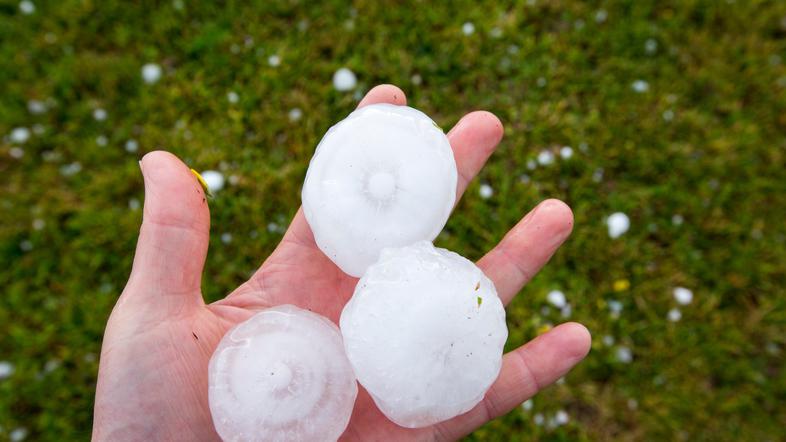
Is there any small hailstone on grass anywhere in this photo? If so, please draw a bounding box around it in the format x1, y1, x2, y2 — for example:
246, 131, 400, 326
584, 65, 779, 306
592, 167, 604, 182
28, 99, 46, 114
0, 361, 14, 379
533, 413, 545, 426
20, 240, 33, 251
10, 127, 30, 144
522, 399, 533, 411
489, 27, 503, 38
96, 135, 108, 146
19, 0, 34, 14
554, 410, 569, 425
546, 290, 567, 308
125, 139, 138, 153
302, 104, 457, 276
561, 304, 572, 318
536, 77, 547, 87
672, 214, 684, 225
645, 38, 658, 54
537, 149, 554, 165
341, 241, 507, 428
667, 308, 682, 322
288, 107, 303, 122
595, 9, 608, 23
227, 91, 239, 104
93, 108, 107, 121
332, 67, 357, 91
411, 74, 423, 85
267, 54, 281, 67
607, 212, 630, 238
479, 183, 493, 199
673, 287, 693, 305
602, 335, 615, 346
560, 146, 574, 159
631, 80, 650, 93
220, 233, 232, 244
10, 427, 28, 442
32, 218, 45, 230
526, 159, 537, 170
608, 299, 623, 317
10, 148, 24, 159
209, 305, 357, 442
461, 22, 475, 36
200, 170, 225, 193
59, 162, 82, 177
141, 63, 162, 84
616, 346, 633, 363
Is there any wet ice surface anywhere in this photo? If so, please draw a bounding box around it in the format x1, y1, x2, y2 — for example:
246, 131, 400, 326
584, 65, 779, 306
302, 104, 457, 277
340, 241, 508, 428
208, 305, 357, 442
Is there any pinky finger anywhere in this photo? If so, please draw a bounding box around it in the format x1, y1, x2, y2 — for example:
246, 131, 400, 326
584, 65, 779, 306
430, 322, 591, 441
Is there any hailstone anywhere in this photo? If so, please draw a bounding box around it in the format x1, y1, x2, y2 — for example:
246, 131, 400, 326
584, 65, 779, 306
302, 104, 457, 277
340, 241, 508, 428
208, 305, 358, 442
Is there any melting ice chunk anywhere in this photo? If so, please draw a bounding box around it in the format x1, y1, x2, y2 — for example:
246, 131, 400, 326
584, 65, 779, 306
340, 241, 508, 428
208, 305, 358, 442
302, 104, 457, 277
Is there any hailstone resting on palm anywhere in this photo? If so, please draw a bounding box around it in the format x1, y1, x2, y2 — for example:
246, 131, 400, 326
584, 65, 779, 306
341, 241, 508, 428
301, 104, 457, 277
208, 305, 357, 442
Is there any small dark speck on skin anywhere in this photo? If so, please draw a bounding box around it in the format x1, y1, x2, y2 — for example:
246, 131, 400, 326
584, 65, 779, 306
192, 332, 199, 341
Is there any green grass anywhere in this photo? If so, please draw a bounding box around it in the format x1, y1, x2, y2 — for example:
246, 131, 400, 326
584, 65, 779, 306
2, 0, 785, 440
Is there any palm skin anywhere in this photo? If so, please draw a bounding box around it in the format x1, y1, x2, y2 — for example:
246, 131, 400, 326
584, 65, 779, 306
93, 85, 591, 442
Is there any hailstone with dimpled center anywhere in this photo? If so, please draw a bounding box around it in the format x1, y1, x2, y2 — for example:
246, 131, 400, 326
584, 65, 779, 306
208, 305, 358, 442
302, 104, 457, 277
340, 241, 508, 428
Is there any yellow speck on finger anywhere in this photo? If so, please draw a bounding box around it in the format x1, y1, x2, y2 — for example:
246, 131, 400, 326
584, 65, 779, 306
190, 169, 213, 197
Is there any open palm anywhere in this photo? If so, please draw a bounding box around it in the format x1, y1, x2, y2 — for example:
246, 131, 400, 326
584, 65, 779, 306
93, 85, 590, 441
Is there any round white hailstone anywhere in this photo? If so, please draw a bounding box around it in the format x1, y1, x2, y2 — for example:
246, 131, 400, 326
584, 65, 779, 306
526, 159, 537, 170
607, 212, 630, 238
479, 183, 493, 199
267, 54, 281, 67
462, 22, 475, 36
667, 308, 682, 322
32, 219, 44, 230
595, 9, 608, 23
10, 127, 30, 144
10, 427, 28, 442
489, 27, 503, 38
672, 214, 684, 226
0, 361, 14, 379
27, 99, 46, 114
332, 67, 357, 91
411, 74, 422, 85
302, 104, 457, 277
559, 146, 573, 159
93, 108, 107, 121
200, 170, 225, 193
10, 147, 24, 159
19, 0, 34, 14
141, 63, 162, 84
546, 290, 567, 308
608, 299, 623, 316
288, 107, 303, 122
227, 91, 239, 104
616, 346, 633, 363
521, 399, 533, 411
673, 287, 693, 305
631, 80, 650, 93
220, 232, 233, 244
340, 242, 507, 428
554, 410, 569, 425
128, 198, 141, 211
533, 413, 545, 426
602, 335, 615, 346
537, 149, 554, 165
662, 109, 675, 121
209, 305, 357, 442
125, 139, 139, 153
645, 38, 658, 54
561, 304, 572, 318
96, 135, 108, 146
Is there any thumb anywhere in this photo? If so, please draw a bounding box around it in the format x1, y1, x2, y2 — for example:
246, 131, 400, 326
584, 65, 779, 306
123, 151, 211, 310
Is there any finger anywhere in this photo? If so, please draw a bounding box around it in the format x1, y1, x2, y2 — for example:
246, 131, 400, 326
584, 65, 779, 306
431, 322, 591, 441
124, 151, 210, 308
478, 199, 574, 305
447, 111, 504, 199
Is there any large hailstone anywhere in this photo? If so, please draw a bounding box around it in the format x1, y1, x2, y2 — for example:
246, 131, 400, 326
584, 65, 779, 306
340, 241, 508, 428
302, 104, 457, 277
208, 305, 358, 442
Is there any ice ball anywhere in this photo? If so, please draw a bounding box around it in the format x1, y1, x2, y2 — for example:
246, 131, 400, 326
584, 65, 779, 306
208, 305, 358, 442
340, 241, 508, 428
302, 104, 457, 277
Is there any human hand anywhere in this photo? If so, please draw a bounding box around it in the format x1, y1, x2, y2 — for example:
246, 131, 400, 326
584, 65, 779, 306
92, 85, 591, 441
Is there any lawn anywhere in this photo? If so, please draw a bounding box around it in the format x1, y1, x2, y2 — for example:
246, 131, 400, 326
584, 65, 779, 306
1, 0, 785, 440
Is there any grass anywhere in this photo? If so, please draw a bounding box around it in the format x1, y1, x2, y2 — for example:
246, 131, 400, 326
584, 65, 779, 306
2, 0, 785, 440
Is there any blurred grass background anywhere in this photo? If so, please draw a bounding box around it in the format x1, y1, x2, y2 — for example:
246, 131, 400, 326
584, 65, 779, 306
2, 0, 786, 440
